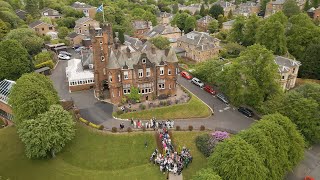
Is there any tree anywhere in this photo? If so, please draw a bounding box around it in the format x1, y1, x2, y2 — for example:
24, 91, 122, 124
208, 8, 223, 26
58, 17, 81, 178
172, 12, 189, 30
300, 43, 320, 79
131, 8, 146, 19
209, 136, 268, 180
5, 28, 44, 55
283, 0, 300, 17
18, 105, 75, 159
209, 4, 224, 19
184, 16, 196, 33
61, 6, 84, 18
256, 20, 287, 55
208, 20, 219, 33
193, 59, 225, 84
304, 0, 310, 11
150, 36, 170, 50
39, 16, 52, 25
312, 0, 319, 8
192, 168, 222, 180
227, 10, 233, 19
0, 40, 31, 80
200, 4, 206, 17
295, 82, 320, 104
56, 17, 76, 28
8, 73, 59, 124
220, 42, 246, 58
229, 16, 246, 44
0, 20, 9, 40
219, 44, 281, 107
58, 27, 69, 39
172, 3, 179, 14
243, 15, 261, 46
126, 87, 141, 103
143, 11, 157, 26
34, 51, 54, 65
262, 113, 305, 168
0, 10, 23, 28
217, 14, 225, 28
25, 0, 40, 18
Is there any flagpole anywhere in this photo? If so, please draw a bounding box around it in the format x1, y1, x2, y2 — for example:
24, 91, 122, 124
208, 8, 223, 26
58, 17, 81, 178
102, 3, 105, 23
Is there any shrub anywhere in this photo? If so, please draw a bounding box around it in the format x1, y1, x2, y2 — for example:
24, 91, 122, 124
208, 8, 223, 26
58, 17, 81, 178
89, 122, 100, 129
200, 125, 205, 131
176, 125, 181, 131
158, 94, 168, 100
74, 108, 80, 114
79, 117, 89, 124
35, 60, 54, 69
98, 125, 104, 130
188, 125, 193, 131
142, 126, 146, 132
167, 100, 172, 105
111, 127, 117, 133
175, 99, 179, 104
116, 110, 124, 115
195, 134, 213, 157
127, 127, 133, 132
139, 104, 146, 110
121, 97, 127, 104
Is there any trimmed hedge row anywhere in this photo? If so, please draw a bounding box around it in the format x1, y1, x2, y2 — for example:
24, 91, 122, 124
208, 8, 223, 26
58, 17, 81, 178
35, 60, 54, 69
79, 117, 104, 130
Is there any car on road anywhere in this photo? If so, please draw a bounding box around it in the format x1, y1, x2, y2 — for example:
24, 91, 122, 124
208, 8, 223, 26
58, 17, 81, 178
180, 71, 192, 80
216, 93, 229, 105
75, 46, 86, 52
238, 107, 253, 117
58, 54, 71, 60
203, 85, 216, 95
59, 51, 72, 56
191, 77, 204, 88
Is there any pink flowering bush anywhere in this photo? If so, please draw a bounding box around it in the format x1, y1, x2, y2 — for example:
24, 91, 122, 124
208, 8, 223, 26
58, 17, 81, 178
212, 131, 230, 141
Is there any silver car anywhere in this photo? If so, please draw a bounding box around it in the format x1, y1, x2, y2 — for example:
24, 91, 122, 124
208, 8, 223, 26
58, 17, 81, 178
191, 77, 204, 88
58, 54, 71, 60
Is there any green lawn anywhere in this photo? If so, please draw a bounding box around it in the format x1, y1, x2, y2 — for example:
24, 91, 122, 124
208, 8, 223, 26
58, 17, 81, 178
0, 120, 4, 128
173, 131, 208, 180
116, 94, 211, 120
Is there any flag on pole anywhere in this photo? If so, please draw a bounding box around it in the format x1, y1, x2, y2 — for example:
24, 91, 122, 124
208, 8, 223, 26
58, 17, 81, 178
97, 4, 103, 12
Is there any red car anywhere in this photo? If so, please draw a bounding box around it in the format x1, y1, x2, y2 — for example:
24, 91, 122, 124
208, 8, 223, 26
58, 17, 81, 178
203, 85, 216, 95
305, 176, 315, 180
180, 71, 192, 80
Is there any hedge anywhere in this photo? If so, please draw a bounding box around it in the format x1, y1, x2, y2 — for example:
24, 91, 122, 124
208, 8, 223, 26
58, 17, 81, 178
79, 117, 103, 130
35, 60, 54, 69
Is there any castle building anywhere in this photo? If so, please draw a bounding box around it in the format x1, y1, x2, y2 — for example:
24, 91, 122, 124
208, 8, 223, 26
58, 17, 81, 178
90, 24, 179, 104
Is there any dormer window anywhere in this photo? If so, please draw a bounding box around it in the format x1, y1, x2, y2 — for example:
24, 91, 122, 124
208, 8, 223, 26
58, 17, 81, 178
101, 56, 105, 61
84, 24, 87, 27
142, 58, 146, 64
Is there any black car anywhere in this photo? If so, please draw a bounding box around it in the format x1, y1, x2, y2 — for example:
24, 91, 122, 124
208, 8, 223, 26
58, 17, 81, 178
238, 107, 253, 117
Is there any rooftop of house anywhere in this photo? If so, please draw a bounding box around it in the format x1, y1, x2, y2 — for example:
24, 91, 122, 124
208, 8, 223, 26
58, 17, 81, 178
41, 8, 61, 16
157, 11, 173, 18
71, 1, 95, 9
269, 0, 286, 5
223, 19, 235, 26
124, 35, 143, 50
132, 20, 151, 30
197, 15, 215, 23
67, 32, 82, 39
275, 56, 301, 73
107, 45, 178, 70
66, 58, 94, 82
144, 24, 181, 38
178, 31, 221, 51
75, 17, 95, 25
29, 20, 54, 28
15, 9, 26, 19
214, 0, 236, 8
0, 79, 15, 104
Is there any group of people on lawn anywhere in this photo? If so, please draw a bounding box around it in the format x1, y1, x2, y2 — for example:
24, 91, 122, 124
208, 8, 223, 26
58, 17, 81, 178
150, 128, 192, 175
130, 118, 174, 129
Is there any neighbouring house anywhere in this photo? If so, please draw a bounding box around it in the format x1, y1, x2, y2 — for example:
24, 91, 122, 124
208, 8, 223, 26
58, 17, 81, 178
308, 6, 320, 19
71, 1, 97, 18
177, 31, 221, 62
233, 2, 260, 17
34, 66, 51, 76
143, 24, 182, 47
197, 15, 216, 32
0, 79, 15, 122
87, 25, 179, 104
265, 0, 285, 17
275, 56, 301, 91
177, 4, 201, 15
157, 12, 173, 25
41, 8, 62, 19
132, 20, 152, 38
15, 9, 26, 20
222, 19, 235, 30
214, 0, 236, 16
29, 20, 56, 37
65, 32, 87, 46
124, 35, 144, 50
74, 17, 99, 36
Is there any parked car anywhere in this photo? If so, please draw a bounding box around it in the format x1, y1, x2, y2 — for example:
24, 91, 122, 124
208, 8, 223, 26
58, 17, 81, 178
58, 54, 71, 60
203, 85, 216, 95
238, 107, 253, 117
73, 44, 81, 49
180, 71, 192, 80
191, 77, 204, 88
216, 93, 229, 104
75, 46, 86, 52
304, 176, 315, 180
59, 51, 72, 56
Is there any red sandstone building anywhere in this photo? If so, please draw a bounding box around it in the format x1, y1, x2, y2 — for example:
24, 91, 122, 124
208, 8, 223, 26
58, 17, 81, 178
90, 24, 179, 104
0, 79, 14, 124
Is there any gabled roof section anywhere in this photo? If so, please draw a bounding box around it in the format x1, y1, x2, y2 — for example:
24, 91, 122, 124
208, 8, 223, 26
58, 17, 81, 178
132, 20, 150, 30
144, 25, 181, 38
71, 2, 95, 8
0, 79, 15, 104
29, 20, 53, 28
166, 48, 179, 63
178, 31, 220, 46
197, 15, 215, 23
107, 49, 120, 69
275, 56, 301, 73
75, 17, 94, 25
41, 8, 61, 16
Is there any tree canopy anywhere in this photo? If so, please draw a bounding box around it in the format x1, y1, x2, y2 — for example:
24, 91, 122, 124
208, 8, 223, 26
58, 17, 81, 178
150, 36, 171, 50
229, 16, 246, 44
283, 0, 300, 18
208, 20, 219, 33
0, 39, 31, 80
17, 104, 75, 159
209, 4, 224, 19
192, 168, 222, 180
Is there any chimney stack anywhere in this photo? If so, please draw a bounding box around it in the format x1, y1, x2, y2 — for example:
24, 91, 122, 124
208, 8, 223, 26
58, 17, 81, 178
151, 44, 156, 54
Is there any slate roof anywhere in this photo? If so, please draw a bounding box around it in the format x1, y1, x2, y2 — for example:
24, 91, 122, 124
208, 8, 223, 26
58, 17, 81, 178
124, 35, 143, 50
275, 56, 301, 73
178, 31, 220, 49
107, 46, 178, 70
0, 79, 15, 104
144, 25, 181, 38
158, 12, 173, 18
41, 8, 61, 16
15, 9, 26, 20
197, 15, 215, 23
71, 2, 95, 8
223, 19, 235, 26
214, 0, 235, 8
270, 0, 286, 5
75, 17, 94, 25
132, 20, 150, 30
67, 32, 81, 39
29, 20, 53, 28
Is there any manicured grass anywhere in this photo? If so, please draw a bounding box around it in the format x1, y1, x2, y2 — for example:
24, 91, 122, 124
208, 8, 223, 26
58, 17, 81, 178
173, 131, 208, 180
0, 120, 4, 128
0, 124, 163, 180
116, 94, 211, 120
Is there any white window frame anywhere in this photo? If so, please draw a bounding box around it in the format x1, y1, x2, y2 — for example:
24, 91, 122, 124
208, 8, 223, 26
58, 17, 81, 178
109, 75, 112, 82
123, 71, 128, 80
103, 68, 106, 75
160, 67, 164, 75
142, 58, 146, 64
146, 68, 151, 77
158, 83, 165, 89
101, 56, 105, 61
169, 84, 171, 89
118, 74, 121, 82
168, 69, 171, 75
138, 69, 143, 78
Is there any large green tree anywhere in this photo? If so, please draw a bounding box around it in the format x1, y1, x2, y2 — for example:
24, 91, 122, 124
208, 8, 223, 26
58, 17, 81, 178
229, 16, 246, 44
193, 59, 225, 84
192, 168, 222, 180
8, 73, 59, 124
184, 16, 196, 33
58, 27, 69, 39
18, 105, 75, 159
25, 0, 40, 18
208, 20, 219, 33
209, 4, 224, 19
143, 11, 157, 26
209, 136, 268, 180
0, 19, 9, 40
0, 40, 31, 80
172, 12, 189, 30
150, 36, 170, 50
219, 44, 281, 107
283, 0, 300, 17
300, 43, 320, 79
5, 28, 44, 55
243, 15, 261, 46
